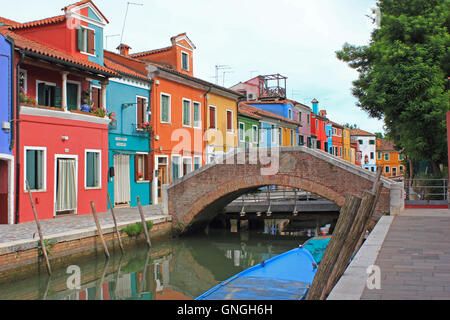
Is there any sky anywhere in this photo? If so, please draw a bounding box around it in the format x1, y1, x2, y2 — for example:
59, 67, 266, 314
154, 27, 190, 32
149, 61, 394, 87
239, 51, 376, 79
2, 0, 385, 133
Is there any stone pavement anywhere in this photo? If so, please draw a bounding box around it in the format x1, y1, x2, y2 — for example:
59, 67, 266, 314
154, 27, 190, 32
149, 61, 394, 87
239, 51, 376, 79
328, 208, 450, 300
0, 204, 167, 254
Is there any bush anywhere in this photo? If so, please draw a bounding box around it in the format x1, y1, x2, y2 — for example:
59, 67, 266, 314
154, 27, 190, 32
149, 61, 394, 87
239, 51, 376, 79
121, 221, 153, 238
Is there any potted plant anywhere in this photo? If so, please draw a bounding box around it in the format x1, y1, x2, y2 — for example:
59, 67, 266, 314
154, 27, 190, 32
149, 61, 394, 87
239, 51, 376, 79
141, 122, 153, 135
137, 172, 144, 181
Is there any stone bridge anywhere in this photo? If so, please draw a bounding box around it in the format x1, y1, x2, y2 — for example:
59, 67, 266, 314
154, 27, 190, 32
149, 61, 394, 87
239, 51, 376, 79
162, 147, 404, 234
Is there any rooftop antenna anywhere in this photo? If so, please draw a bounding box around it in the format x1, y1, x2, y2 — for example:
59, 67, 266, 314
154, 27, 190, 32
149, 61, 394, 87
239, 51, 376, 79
120, 2, 144, 45
105, 34, 120, 50
222, 70, 234, 87
214, 65, 231, 85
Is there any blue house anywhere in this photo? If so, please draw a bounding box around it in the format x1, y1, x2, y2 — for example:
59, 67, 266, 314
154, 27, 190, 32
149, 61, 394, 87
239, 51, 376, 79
103, 48, 152, 208
326, 123, 333, 154
0, 34, 14, 224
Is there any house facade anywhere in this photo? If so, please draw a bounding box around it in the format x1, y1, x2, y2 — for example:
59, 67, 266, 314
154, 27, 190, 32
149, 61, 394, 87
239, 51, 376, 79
295, 103, 311, 147
342, 127, 351, 162
1, 0, 115, 223
0, 34, 14, 224
376, 138, 405, 178
237, 104, 260, 149
351, 129, 377, 172
103, 48, 152, 208
330, 121, 344, 159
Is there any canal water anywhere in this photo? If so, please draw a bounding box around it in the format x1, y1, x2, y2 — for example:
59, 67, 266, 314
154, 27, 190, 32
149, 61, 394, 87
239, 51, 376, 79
0, 216, 337, 300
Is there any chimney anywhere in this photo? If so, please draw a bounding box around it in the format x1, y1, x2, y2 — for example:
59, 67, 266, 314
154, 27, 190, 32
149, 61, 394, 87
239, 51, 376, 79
117, 44, 131, 56
311, 98, 319, 115
319, 110, 327, 117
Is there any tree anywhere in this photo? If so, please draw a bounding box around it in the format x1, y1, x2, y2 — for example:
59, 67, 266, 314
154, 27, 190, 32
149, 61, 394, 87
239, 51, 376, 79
337, 0, 450, 175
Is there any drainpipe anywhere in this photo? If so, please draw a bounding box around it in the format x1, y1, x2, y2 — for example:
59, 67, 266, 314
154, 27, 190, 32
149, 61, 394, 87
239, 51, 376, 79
203, 86, 211, 164
147, 79, 154, 205
14, 50, 25, 224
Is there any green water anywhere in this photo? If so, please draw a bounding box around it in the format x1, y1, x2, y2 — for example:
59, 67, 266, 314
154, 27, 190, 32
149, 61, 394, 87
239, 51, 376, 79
0, 217, 336, 300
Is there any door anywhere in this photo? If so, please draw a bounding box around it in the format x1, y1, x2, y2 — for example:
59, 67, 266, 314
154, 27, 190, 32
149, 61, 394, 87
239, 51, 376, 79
114, 154, 131, 206
55, 158, 77, 215
67, 83, 79, 111
0, 160, 8, 224
392, 167, 397, 177
157, 165, 167, 203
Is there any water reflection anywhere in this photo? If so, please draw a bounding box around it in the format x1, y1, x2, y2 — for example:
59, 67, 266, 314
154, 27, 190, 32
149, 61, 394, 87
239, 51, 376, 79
0, 216, 336, 300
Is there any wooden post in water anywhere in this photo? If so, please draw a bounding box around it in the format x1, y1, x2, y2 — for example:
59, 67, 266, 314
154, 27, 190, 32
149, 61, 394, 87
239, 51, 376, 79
25, 180, 52, 276
137, 196, 152, 248
90, 201, 110, 259
305, 194, 362, 300
107, 194, 124, 253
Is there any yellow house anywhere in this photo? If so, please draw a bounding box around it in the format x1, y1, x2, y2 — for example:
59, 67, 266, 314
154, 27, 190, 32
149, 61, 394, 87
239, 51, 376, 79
342, 127, 351, 162
206, 90, 240, 162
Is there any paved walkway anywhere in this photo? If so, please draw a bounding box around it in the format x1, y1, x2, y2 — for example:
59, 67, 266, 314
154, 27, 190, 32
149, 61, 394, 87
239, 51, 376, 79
0, 204, 167, 254
329, 208, 450, 300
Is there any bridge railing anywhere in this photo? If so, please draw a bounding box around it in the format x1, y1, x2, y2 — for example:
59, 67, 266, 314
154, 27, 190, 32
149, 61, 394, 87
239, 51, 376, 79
404, 178, 448, 206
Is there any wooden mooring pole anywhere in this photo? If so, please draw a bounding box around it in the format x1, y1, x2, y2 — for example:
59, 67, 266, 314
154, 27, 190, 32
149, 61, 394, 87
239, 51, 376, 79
305, 194, 362, 300
137, 196, 152, 248
25, 180, 52, 276
90, 201, 110, 259
107, 194, 124, 253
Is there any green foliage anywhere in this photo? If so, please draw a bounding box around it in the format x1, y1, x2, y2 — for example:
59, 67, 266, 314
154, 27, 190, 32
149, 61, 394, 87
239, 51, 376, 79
37, 239, 55, 257
120, 221, 153, 238
336, 0, 450, 174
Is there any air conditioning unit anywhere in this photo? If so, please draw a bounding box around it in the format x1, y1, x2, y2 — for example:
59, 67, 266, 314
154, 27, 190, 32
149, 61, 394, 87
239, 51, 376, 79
1, 121, 10, 131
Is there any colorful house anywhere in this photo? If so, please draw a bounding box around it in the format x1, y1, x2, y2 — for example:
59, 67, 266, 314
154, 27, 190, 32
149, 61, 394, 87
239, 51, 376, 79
376, 138, 405, 178
237, 103, 261, 148
103, 48, 152, 208
1, 0, 115, 223
351, 129, 377, 172
330, 121, 344, 159
326, 122, 333, 154
350, 140, 362, 166
295, 103, 311, 147
310, 100, 328, 151
127, 33, 241, 202
342, 126, 351, 162
0, 34, 14, 224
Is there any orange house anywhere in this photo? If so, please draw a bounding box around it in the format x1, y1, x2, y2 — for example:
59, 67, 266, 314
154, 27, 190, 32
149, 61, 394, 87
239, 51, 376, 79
376, 138, 405, 178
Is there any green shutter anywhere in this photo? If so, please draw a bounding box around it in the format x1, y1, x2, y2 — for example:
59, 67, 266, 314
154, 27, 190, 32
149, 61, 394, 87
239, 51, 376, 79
37, 83, 45, 106
161, 95, 169, 122
26, 150, 36, 190
67, 83, 78, 111
86, 152, 99, 187
54, 86, 62, 108
77, 28, 84, 51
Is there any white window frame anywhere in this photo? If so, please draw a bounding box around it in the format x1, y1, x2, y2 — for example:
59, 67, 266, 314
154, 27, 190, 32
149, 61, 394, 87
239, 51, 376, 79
288, 108, 292, 120
239, 122, 245, 142
193, 156, 202, 170
385, 165, 390, 173
136, 95, 149, 130
384, 153, 390, 161
24, 146, 47, 192
271, 124, 276, 144
208, 105, 217, 130
290, 129, 294, 146
226, 109, 234, 132
182, 98, 192, 127
182, 156, 193, 177
84, 149, 102, 189
252, 125, 258, 144
160, 92, 171, 124
193, 101, 202, 129
79, 25, 96, 57
135, 152, 150, 183
181, 51, 189, 71
171, 154, 181, 180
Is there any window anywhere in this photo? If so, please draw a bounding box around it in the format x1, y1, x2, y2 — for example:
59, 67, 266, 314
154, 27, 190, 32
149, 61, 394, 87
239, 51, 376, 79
271, 125, 276, 144
358, 139, 363, 145
317, 140, 321, 150
136, 96, 148, 129
399, 165, 404, 173
67, 81, 80, 111
307, 114, 310, 124
288, 109, 292, 120
290, 129, 294, 146
135, 154, 150, 182
299, 135, 304, 146
399, 154, 404, 161
85, 150, 101, 188
161, 93, 171, 123
371, 167, 375, 172
171, 155, 181, 181
182, 157, 192, 176
377, 152, 382, 160
339, 146, 342, 156
370, 152, 374, 160
181, 52, 189, 71
193, 102, 201, 128
37, 81, 60, 108
299, 112, 302, 122
239, 122, 245, 142
25, 147, 46, 191
194, 156, 201, 170
182, 99, 191, 127
384, 153, 390, 161
226, 110, 233, 132
369, 140, 375, 145
316, 119, 318, 129
209, 106, 216, 129
252, 125, 258, 144
278, 128, 282, 145
77, 26, 95, 55
385, 166, 390, 173
90, 86, 102, 109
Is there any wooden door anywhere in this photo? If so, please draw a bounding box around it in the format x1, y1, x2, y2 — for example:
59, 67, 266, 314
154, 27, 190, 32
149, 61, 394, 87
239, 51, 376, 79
157, 165, 167, 203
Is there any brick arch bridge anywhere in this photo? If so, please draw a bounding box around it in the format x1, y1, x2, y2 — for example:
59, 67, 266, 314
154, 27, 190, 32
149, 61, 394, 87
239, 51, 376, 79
162, 147, 404, 234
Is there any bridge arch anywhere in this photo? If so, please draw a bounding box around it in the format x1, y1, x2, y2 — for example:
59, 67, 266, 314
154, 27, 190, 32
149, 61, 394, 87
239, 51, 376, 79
162, 147, 404, 234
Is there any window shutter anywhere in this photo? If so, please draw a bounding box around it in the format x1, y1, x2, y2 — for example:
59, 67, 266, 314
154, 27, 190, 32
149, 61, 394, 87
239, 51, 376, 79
77, 28, 84, 51
88, 29, 95, 55
91, 87, 99, 109
54, 86, 62, 108
227, 111, 232, 131
144, 155, 150, 180
37, 83, 45, 106
209, 107, 215, 129
134, 155, 139, 181
137, 98, 144, 128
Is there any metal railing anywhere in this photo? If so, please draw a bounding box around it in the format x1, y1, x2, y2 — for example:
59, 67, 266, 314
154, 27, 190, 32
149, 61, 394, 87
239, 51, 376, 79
404, 179, 448, 205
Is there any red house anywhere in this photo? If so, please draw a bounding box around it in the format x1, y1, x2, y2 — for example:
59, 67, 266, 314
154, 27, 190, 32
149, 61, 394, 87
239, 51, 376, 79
310, 99, 328, 151
1, 0, 116, 223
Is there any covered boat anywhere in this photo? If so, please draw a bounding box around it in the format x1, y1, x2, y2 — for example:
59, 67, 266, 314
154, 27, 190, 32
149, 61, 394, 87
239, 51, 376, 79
195, 235, 331, 300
